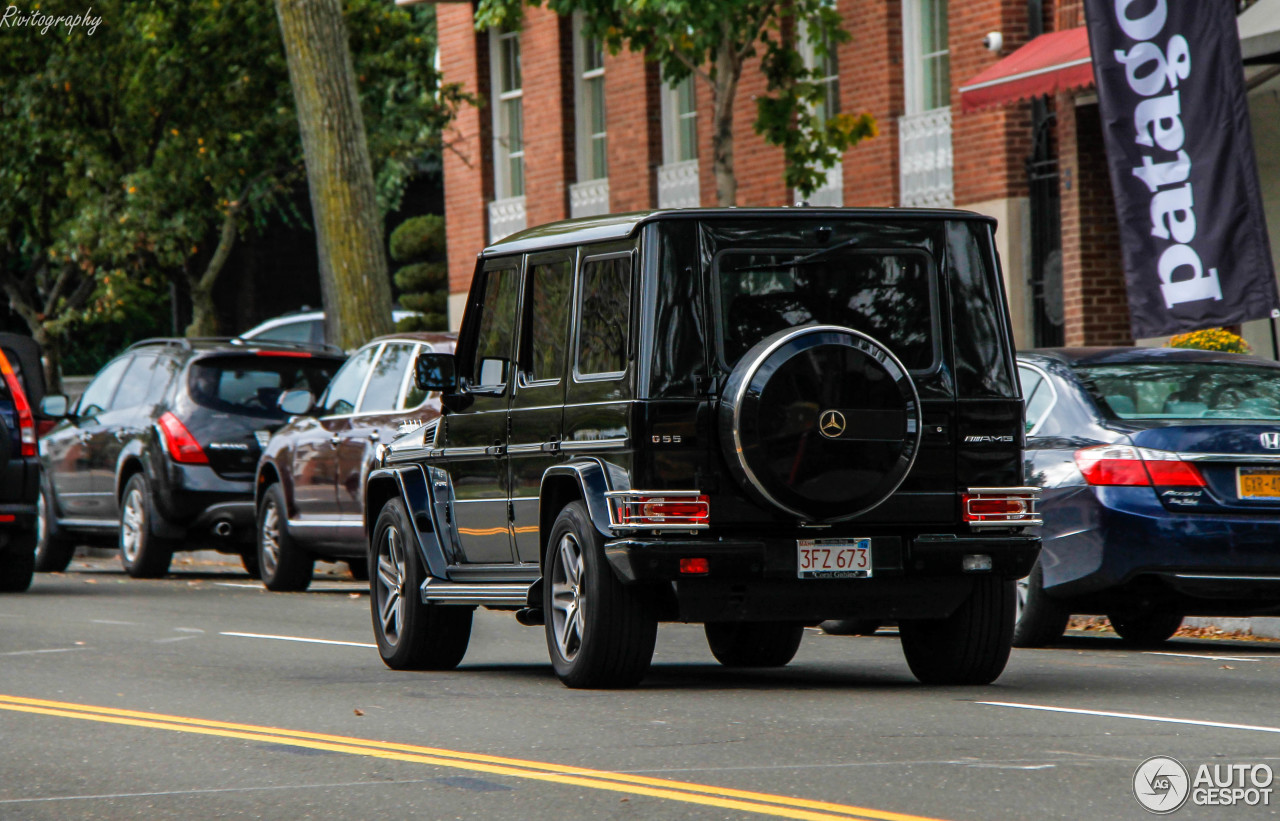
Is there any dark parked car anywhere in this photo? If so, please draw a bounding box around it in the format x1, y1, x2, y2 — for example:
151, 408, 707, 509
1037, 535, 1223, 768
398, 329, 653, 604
366, 207, 1041, 688
0, 334, 44, 592
37, 338, 344, 578
1016, 347, 1280, 647
254, 331, 454, 591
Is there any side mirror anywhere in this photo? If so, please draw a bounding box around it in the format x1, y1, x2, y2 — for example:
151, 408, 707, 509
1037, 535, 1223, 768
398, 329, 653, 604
278, 390, 315, 416
40, 395, 69, 418
414, 352, 457, 393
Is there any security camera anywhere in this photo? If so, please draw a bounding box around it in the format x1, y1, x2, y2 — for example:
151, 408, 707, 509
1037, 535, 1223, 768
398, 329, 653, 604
982, 31, 1003, 52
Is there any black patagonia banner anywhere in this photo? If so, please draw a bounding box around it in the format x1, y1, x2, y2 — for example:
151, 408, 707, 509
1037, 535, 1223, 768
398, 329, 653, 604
1084, 0, 1279, 338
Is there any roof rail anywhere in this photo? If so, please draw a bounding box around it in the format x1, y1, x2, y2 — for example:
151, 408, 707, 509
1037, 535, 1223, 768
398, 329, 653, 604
126, 338, 193, 351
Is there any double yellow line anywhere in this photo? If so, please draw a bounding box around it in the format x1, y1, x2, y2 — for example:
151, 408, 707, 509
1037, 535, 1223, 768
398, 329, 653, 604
0, 694, 944, 821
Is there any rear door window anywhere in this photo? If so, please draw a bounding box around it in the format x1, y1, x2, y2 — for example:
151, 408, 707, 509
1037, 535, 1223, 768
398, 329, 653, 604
110, 354, 159, 410
713, 249, 936, 372
319, 346, 377, 416
190, 355, 340, 418
359, 343, 416, 414
576, 255, 630, 378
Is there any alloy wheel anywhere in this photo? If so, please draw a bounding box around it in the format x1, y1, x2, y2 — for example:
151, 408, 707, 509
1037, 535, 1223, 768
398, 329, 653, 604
550, 532, 586, 662
260, 501, 282, 577
376, 526, 407, 645
121, 488, 145, 563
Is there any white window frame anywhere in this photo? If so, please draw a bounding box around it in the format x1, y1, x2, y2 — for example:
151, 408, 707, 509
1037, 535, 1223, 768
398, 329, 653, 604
797, 13, 843, 205
572, 13, 607, 183
489, 27, 524, 200
660, 75, 698, 165
903, 0, 949, 115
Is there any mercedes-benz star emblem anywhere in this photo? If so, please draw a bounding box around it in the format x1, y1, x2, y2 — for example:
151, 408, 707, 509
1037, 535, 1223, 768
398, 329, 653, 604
819, 410, 846, 439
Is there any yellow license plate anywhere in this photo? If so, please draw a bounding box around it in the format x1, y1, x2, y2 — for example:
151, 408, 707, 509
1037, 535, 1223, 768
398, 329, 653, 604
1238, 468, 1280, 499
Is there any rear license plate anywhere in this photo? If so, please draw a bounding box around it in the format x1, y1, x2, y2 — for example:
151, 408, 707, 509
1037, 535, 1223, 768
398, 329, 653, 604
797, 538, 872, 579
1238, 467, 1280, 499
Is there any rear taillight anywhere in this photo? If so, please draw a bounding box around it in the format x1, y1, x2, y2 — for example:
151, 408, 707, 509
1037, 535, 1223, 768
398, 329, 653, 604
157, 412, 208, 464
0, 351, 36, 457
962, 487, 1042, 528
1073, 444, 1206, 487
606, 491, 710, 529
254, 350, 312, 358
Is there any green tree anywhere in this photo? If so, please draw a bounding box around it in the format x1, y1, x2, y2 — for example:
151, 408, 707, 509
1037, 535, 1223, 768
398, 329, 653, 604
475, 0, 876, 205
390, 215, 448, 332
0, 1, 465, 384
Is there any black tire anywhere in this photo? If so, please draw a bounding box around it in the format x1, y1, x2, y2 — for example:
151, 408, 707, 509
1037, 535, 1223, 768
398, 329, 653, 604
0, 532, 35, 592
346, 557, 369, 581
544, 501, 656, 688
257, 484, 313, 592
820, 619, 882, 636
1012, 560, 1070, 648
705, 622, 805, 667
371, 498, 472, 670
118, 474, 174, 579
899, 577, 1015, 685
1108, 611, 1183, 647
34, 479, 76, 573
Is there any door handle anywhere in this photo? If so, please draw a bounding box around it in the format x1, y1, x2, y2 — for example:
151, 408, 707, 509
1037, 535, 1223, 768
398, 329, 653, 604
485, 441, 506, 457
368, 431, 380, 442
330, 434, 341, 445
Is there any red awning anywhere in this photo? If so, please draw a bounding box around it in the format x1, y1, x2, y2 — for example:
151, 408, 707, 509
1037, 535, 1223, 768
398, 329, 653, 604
959, 27, 1094, 113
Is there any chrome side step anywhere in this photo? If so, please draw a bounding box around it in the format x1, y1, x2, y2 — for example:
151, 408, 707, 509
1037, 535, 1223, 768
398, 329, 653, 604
420, 578, 531, 606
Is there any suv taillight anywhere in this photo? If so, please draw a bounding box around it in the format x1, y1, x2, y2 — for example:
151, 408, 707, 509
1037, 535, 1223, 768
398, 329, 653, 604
0, 351, 36, 457
961, 487, 1042, 528
157, 412, 208, 464
606, 491, 710, 529
1073, 444, 1206, 487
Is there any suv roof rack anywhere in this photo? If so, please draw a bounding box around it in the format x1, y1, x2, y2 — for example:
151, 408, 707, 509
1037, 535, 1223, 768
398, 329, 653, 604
126, 338, 194, 351
127, 337, 344, 357
227, 337, 345, 356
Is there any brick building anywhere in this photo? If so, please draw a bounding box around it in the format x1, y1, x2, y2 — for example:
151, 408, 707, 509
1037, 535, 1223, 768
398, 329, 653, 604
428, 0, 1280, 352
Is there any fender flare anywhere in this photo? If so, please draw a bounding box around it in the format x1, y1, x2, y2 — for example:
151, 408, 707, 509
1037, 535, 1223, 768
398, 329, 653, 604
365, 465, 451, 580
540, 458, 627, 541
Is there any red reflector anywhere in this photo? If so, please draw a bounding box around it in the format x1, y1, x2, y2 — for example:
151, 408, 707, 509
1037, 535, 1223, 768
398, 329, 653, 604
679, 557, 710, 575
0, 350, 36, 457
157, 412, 208, 464
0, 514, 14, 523
967, 498, 1026, 516
615, 494, 710, 527
255, 350, 312, 358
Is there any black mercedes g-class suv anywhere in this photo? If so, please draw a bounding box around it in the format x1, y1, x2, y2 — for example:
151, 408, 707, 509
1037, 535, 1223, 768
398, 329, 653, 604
365, 208, 1040, 688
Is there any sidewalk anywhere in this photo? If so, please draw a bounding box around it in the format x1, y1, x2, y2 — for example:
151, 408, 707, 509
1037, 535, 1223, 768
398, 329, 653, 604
1183, 616, 1280, 639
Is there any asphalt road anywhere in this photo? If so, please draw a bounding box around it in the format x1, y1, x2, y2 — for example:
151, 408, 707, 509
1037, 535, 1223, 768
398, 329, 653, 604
3, 554, 1280, 820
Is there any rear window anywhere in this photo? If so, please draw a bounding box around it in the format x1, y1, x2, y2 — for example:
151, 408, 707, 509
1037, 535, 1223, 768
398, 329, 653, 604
714, 248, 936, 371
189, 355, 340, 418
1077, 362, 1280, 420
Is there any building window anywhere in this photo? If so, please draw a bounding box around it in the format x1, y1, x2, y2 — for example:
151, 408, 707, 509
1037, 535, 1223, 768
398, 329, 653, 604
490, 28, 524, 200
658, 75, 699, 208
900, 0, 953, 207
573, 14, 607, 183
798, 15, 843, 206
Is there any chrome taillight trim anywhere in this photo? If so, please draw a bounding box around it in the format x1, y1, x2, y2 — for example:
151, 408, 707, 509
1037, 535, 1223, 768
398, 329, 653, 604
604, 490, 710, 530
963, 486, 1043, 529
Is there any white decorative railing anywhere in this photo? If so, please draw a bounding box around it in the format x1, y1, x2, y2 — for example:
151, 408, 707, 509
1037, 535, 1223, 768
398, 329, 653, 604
657, 159, 700, 209
806, 162, 844, 207
898, 107, 954, 208
488, 195, 527, 242
570, 178, 610, 218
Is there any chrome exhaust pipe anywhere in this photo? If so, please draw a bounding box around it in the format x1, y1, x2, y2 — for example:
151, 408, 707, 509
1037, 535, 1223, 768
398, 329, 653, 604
212, 521, 233, 538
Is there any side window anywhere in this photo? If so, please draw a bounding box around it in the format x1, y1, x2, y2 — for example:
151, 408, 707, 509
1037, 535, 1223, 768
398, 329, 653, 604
77, 357, 132, 417
109, 354, 159, 411
399, 345, 430, 410
471, 266, 520, 389
320, 346, 377, 416
254, 320, 312, 344
576, 255, 631, 378
358, 343, 415, 414
1019, 366, 1055, 433
521, 257, 572, 383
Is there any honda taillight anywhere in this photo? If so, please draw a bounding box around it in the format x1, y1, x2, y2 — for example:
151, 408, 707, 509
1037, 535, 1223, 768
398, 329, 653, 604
157, 412, 208, 464
1073, 444, 1205, 487
607, 491, 710, 529
0, 351, 36, 457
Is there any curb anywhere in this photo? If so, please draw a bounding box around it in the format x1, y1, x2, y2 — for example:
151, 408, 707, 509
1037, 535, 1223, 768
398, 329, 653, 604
1183, 616, 1280, 640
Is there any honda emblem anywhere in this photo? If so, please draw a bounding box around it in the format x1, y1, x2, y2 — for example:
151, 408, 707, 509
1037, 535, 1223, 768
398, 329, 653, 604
1262, 432, 1280, 450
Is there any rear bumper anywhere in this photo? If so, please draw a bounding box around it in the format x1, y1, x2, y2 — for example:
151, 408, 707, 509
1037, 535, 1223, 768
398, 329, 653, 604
1042, 486, 1280, 609
603, 532, 1038, 621
150, 460, 255, 544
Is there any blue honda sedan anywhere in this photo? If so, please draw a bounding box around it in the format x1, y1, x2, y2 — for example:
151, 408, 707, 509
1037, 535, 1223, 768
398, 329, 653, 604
1016, 347, 1280, 647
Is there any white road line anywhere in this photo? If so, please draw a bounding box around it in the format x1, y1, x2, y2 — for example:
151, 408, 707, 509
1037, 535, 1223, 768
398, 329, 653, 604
214, 582, 263, 590
155, 636, 198, 644
0, 648, 84, 657
1145, 652, 1267, 662
980, 701, 1280, 735
220, 631, 376, 649
173, 627, 204, 634
90, 619, 137, 626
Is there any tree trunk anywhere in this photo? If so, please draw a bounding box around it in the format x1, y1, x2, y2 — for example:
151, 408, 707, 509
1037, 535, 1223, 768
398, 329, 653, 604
710, 40, 742, 207
274, 0, 393, 350
31, 325, 62, 396
184, 210, 238, 338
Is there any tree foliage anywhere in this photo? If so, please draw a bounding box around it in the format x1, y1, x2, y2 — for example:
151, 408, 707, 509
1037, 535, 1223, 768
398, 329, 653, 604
0, 0, 464, 383
474, 0, 875, 205
390, 215, 448, 331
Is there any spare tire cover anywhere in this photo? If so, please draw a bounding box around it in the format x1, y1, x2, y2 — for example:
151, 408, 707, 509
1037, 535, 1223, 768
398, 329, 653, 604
718, 325, 922, 522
